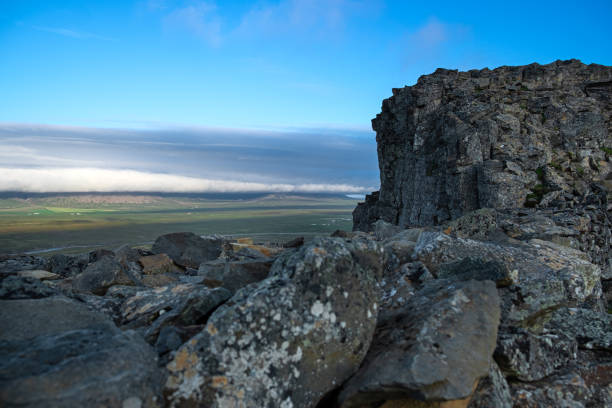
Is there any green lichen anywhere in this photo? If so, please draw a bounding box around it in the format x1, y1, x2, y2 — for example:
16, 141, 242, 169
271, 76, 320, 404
601, 146, 612, 155
549, 161, 562, 171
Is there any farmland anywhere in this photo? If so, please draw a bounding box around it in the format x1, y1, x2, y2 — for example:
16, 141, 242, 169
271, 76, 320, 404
0, 193, 360, 255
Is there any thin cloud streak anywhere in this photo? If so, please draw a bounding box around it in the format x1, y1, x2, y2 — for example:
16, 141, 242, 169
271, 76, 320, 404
29, 25, 117, 41
0, 168, 373, 194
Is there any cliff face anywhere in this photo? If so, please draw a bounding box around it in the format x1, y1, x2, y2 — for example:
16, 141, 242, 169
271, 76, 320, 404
354, 59, 612, 230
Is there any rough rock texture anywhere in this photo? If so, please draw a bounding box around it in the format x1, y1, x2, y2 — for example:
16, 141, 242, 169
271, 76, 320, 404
164, 237, 382, 408
72, 256, 139, 295
119, 283, 231, 345
337, 279, 501, 407
353, 59, 612, 269
198, 258, 273, 294
0, 296, 164, 407
152, 232, 224, 269
466, 362, 512, 408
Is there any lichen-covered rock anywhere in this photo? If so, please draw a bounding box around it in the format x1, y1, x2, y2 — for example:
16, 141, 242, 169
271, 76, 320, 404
412, 231, 602, 326
72, 256, 140, 295
198, 258, 274, 294
119, 283, 231, 344
495, 328, 577, 381
467, 361, 512, 408
546, 307, 612, 351
337, 279, 501, 408
354, 60, 612, 231
509, 358, 612, 408
164, 236, 382, 408
152, 232, 224, 269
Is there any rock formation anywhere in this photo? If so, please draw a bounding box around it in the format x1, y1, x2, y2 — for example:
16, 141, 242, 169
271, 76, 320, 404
1, 60, 610, 407
353, 59, 611, 233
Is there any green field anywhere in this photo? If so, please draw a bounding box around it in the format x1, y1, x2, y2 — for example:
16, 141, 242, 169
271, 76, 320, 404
0, 193, 359, 255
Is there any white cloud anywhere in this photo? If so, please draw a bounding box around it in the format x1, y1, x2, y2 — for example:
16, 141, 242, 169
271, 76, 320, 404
29, 25, 116, 41
162, 1, 222, 46
0, 167, 372, 193
405, 18, 470, 61
236, 0, 375, 38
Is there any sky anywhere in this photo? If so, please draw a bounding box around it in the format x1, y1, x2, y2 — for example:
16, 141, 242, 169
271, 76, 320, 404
1, 0, 611, 193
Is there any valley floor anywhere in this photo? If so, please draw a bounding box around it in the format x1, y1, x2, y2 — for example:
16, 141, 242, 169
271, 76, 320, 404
0, 193, 358, 255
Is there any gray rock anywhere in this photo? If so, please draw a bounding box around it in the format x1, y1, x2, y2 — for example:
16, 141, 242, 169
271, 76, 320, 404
198, 258, 273, 294
48, 253, 89, 277
152, 232, 224, 268
438, 257, 516, 287
0, 296, 116, 342
495, 329, 577, 381
354, 60, 612, 231
0, 255, 48, 275
337, 279, 501, 407
0, 275, 58, 299
467, 361, 512, 408
73, 257, 139, 295
373, 219, 402, 241
546, 307, 612, 351
412, 231, 602, 326
164, 236, 382, 408
0, 327, 163, 407
119, 283, 231, 344
509, 357, 612, 408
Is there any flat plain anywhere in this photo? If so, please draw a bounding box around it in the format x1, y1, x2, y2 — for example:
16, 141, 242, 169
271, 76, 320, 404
0, 193, 359, 255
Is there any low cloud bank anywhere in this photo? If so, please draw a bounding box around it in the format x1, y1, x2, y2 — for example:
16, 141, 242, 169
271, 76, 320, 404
0, 167, 372, 194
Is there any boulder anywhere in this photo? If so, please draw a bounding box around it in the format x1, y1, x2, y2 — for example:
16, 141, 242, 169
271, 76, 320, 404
164, 236, 382, 408
0, 298, 163, 408
72, 256, 140, 295
0, 275, 58, 300
48, 253, 89, 277
152, 232, 224, 268
119, 283, 231, 344
0, 255, 48, 275
0, 296, 116, 341
337, 279, 501, 408
139, 253, 183, 275
412, 232, 602, 326
198, 258, 273, 294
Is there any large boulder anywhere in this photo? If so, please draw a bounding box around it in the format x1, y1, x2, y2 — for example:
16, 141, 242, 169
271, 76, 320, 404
152, 232, 224, 268
0, 296, 164, 407
337, 279, 501, 407
164, 236, 382, 408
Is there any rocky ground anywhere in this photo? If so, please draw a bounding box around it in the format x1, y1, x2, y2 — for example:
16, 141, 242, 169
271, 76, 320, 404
1, 59, 611, 407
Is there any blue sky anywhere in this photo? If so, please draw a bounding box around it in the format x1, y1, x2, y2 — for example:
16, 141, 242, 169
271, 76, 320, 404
0, 0, 611, 193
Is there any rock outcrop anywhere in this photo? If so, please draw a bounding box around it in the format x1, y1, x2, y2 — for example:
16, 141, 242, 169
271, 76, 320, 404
353, 60, 611, 238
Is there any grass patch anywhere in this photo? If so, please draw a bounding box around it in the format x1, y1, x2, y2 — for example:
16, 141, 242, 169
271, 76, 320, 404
0, 194, 360, 254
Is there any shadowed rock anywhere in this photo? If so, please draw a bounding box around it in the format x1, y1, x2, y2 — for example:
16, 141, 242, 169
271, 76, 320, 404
152, 232, 224, 268
337, 279, 501, 408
